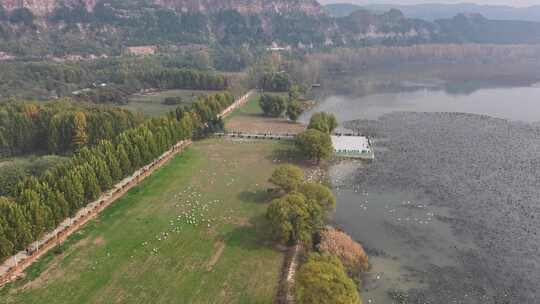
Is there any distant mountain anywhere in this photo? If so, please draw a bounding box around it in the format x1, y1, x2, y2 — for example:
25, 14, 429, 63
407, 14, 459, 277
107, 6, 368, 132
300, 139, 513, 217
323, 3, 361, 17
325, 3, 540, 22
435, 13, 540, 44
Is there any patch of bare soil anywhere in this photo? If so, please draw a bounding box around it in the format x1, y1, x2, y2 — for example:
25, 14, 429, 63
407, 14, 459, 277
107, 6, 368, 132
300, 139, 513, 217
207, 241, 226, 271
93, 237, 106, 246
14, 238, 93, 292
14, 256, 64, 292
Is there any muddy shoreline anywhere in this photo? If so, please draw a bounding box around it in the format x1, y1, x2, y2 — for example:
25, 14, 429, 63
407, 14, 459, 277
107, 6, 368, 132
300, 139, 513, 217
333, 112, 540, 303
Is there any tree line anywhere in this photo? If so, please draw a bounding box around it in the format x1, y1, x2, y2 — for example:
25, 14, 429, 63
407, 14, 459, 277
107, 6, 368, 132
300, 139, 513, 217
0, 101, 141, 158
0, 92, 235, 262
265, 164, 366, 304
0, 56, 228, 101
75, 68, 228, 105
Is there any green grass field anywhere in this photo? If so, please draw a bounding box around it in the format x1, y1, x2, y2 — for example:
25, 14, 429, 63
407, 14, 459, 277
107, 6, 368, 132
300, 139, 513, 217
2, 139, 289, 304
122, 89, 219, 117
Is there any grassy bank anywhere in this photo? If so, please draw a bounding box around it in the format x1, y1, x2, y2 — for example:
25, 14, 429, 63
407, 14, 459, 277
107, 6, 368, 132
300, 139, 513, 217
2, 139, 289, 304
225, 93, 306, 134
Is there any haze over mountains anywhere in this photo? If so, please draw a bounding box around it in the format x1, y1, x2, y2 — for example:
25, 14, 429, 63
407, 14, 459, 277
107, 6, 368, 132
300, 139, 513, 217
1, 0, 540, 59
324, 2, 540, 22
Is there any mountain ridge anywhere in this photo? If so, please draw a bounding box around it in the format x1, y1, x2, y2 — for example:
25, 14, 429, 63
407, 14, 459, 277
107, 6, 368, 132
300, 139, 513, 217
0, 0, 324, 17
324, 2, 540, 22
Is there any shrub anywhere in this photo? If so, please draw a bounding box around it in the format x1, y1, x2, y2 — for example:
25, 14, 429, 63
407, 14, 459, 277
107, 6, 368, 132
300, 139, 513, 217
259, 94, 287, 117
295, 254, 362, 304
286, 100, 303, 121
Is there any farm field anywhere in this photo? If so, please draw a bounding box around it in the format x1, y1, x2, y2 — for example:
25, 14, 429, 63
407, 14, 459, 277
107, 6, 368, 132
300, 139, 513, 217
123, 89, 220, 117
1, 139, 289, 304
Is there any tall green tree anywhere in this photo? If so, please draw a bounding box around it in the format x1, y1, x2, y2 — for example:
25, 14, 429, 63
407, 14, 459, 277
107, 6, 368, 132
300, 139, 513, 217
299, 182, 336, 212
116, 143, 132, 176
58, 170, 85, 215
269, 165, 305, 193
308, 112, 338, 134
71, 111, 88, 151
98, 140, 123, 182
25, 200, 54, 240
0, 198, 33, 250
0, 222, 15, 260
79, 164, 101, 201
266, 192, 322, 245
92, 156, 113, 191
296, 129, 333, 163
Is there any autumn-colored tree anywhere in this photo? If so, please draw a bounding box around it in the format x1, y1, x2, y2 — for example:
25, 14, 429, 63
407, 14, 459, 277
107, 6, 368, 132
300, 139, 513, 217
319, 228, 369, 274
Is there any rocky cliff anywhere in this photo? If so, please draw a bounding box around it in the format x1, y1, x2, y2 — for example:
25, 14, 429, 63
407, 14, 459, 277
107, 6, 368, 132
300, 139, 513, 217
0, 0, 322, 16
2, 0, 58, 16
155, 0, 323, 15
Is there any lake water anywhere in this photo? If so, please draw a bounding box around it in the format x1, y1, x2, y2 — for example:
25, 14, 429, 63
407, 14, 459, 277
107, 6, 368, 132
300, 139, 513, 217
307, 83, 540, 303
300, 85, 540, 123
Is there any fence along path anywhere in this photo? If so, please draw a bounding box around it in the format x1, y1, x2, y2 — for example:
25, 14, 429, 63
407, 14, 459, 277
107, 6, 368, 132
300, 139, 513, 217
0, 90, 255, 287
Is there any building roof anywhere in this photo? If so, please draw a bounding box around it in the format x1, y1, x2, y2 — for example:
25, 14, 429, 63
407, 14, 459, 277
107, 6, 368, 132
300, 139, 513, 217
331, 135, 371, 152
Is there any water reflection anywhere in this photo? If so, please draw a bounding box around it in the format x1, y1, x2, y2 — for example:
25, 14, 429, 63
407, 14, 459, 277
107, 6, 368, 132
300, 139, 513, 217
301, 85, 540, 123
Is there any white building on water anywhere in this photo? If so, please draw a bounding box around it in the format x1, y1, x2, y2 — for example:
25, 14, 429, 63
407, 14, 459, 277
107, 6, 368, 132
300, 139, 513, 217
331, 135, 374, 160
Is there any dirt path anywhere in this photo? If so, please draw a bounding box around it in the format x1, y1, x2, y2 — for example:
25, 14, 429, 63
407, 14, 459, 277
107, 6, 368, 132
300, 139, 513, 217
276, 244, 302, 304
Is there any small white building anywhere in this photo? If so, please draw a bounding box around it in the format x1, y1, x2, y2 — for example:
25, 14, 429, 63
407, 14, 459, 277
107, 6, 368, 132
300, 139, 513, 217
331, 135, 374, 160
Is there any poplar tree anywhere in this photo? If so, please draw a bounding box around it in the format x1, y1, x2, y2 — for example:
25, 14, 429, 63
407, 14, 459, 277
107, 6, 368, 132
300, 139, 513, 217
99, 141, 123, 182
58, 171, 85, 215
0, 222, 15, 260
116, 143, 132, 176
25, 200, 54, 240
92, 156, 113, 191
71, 112, 88, 151
0, 198, 33, 250
79, 164, 101, 201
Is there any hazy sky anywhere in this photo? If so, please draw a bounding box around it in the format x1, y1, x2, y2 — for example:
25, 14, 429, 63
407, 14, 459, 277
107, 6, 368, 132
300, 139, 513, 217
318, 0, 538, 7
